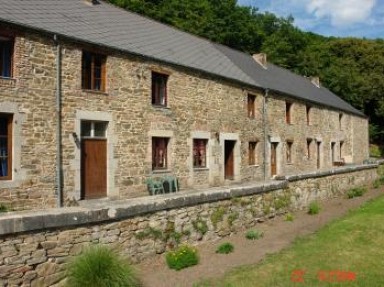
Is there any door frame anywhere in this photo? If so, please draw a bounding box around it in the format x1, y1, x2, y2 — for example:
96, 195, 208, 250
73, 110, 116, 200
224, 140, 236, 180
270, 142, 278, 176
316, 140, 322, 169
219, 133, 240, 182
81, 137, 107, 199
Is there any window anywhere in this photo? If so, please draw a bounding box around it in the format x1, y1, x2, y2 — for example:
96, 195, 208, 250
152, 72, 168, 106
0, 114, 12, 180
152, 137, 169, 170
82, 51, 106, 92
81, 121, 108, 138
249, 141, 258, 165
306, 105, 311, 125
306, 139, 312, 159
286, 141, 293, 163
286, 102, 292, 124
340, 141, 344, 160
0, 36, 13, 78
193, 139, 207, 168
247, 94, 256, 118
339, 113, 343, 130
331, 142, 336, 163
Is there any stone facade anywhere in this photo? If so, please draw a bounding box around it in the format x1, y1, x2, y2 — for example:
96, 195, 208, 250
0, 165, 378, 286
0, 27, 369, 210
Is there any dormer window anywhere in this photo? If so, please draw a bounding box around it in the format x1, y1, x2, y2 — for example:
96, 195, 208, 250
0, 36, 14, 78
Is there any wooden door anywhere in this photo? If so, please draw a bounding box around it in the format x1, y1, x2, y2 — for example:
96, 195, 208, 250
317, 142, 321, 169
224, 140, 235, 179
331, 142, 336, 165
81, 139, 107, 199
271, 143, 277, 176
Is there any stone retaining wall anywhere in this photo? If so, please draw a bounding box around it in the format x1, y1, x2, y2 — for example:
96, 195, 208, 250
0, 164, 379, 286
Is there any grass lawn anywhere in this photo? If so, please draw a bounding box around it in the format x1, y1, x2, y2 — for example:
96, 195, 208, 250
195, 194, 384, 287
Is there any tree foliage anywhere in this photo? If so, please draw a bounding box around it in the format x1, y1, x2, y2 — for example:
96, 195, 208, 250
108, 0, 384, 144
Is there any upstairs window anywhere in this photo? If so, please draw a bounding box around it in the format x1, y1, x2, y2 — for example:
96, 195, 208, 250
339, 113, 343, 130
0, 114, 12, 180
193, 139, 207, 168
0, 36, 13, 78
152, 137, 169, 170
286, 140, 293, 164
247, 94, 256, 118
82, 51, 106, 92
286, 102, 292, 124
248, 141, 258, 165
306, 105, 311, 125
152, 72, 168, 106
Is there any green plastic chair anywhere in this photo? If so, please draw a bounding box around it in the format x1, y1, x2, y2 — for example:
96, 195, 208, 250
163, 175, 178, 193
145, 178, 164, 195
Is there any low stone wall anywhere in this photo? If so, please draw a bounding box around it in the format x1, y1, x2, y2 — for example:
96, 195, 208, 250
0, 164, 379, 286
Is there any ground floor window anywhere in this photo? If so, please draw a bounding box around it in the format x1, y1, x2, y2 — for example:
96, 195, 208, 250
0, 114, 12, 180
152, 137, 169, 170
307, 138, 312, 159
193, 139, 207, 168
248, 141, 258, 165
286, 140, 293, 164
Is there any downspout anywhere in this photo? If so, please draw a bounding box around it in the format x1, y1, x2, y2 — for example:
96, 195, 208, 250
263, 88, 269, 182
54, 34, 63, 207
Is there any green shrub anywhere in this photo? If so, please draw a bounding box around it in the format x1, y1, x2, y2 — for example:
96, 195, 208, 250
165, 245, 199, 270
373, 176, 384, 189
192, 218, 209, 235
308, 201, 321, 215
285, 213, 294, 222
370, 144, 382, 158
0, 204, 8, 213
347, 187, 367, 198
227, 212, 239, 227
245, 229, 264, 240
210, 207, 226, 229
66, 245, 141, 287
216, 242, 234, 254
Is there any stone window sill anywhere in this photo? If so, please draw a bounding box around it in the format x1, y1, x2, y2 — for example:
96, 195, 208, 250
0, 77, 16, 88
248, 164, 260, 168
152, 104, 170, 110
193, 167, 209, 171
82, 89, 108, 96
152, 169, 172, 175
286, 163, 294, 166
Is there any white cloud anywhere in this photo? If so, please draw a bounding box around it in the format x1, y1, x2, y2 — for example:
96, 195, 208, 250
306, 0, 377, 27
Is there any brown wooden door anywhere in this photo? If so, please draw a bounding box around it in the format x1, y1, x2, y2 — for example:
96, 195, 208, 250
81, 139, 107, 199
317, 142, 321, 169
224, 140, 235, 179
271, 143, 277, 176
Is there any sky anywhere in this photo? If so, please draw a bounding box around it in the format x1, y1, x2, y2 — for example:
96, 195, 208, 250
238, 0, 384, 39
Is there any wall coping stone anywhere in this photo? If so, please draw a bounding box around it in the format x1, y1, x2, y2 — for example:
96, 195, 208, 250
0, 163, 377, 236
279, 163, 378, 182
0, 180, 286, 236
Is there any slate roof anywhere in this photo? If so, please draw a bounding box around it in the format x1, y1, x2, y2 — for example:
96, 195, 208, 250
0, 0, 365, 117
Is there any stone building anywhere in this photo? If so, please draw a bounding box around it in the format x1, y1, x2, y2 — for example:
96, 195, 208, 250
0, 0, 369, 210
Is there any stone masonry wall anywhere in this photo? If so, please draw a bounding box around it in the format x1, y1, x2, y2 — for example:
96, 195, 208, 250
0, 26, 369, 210
0, 165, 378, 286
